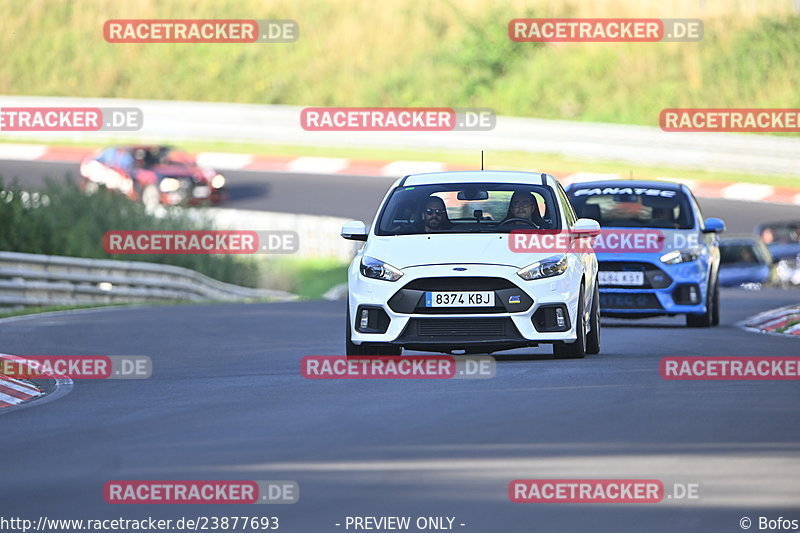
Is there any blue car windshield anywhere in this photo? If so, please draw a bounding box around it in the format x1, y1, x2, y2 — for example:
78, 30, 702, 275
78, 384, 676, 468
568, 185, 694, 229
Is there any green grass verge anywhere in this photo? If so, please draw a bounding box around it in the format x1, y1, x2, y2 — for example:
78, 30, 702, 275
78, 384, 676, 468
775, 316, 800, 334
257, 257, 348, 300
1, 1, 799, 127
0, 178, 349, 300
0, 178, 261, 286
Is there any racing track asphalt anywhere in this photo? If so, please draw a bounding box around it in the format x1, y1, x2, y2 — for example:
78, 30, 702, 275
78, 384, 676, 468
0, 290, 799, 532
1, 160, 799, 532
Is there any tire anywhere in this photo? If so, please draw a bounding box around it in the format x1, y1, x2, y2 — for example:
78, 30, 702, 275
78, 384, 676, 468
553, 284, 587, 359
586, 279, 601, 355
686, 278, 715, 328
345, 304, 365, 355
360, 343, 402, 356
710, 278, 720, 326
345, 302, 401, 356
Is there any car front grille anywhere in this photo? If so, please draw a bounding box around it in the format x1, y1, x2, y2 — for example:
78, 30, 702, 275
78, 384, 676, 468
599, 292, 663, 310
414, 318, 508, 337
401, 277, 517, 291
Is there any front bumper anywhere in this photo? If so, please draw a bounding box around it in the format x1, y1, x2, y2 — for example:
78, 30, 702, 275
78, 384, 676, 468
348, 262, 583, 351
597, 258, 710, 317
161, 185, 226, 206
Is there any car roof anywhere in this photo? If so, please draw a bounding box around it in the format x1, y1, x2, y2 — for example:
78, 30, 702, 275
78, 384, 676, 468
402, 170, 556, 187
565, 179, 685, 192
129, 145, 172, 150
755, 220, 800, 229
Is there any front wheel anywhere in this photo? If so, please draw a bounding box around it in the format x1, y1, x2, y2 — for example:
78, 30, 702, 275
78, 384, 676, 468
586, 279, 601, 355
686, 278, 716, 328
553, 285, 587, 359
345, 304, 364, 355
710, 278, 720, 326
359, 343, 402, 356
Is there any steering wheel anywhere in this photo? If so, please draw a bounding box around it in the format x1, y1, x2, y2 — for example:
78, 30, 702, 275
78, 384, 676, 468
387, 221, 417, 233
497, 217, 538, 228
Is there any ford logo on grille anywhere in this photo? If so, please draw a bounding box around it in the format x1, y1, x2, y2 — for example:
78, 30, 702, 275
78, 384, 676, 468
453, 267, 467, 271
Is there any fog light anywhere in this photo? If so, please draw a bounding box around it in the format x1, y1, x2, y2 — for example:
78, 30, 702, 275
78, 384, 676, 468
689, 286, 698, 304
360, 309, 369, 330
556, 308, 566, 328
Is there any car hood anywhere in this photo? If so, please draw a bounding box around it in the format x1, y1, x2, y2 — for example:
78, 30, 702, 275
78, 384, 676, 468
364, 234, 556, 270
719, 264, 769, 285
767, 243, 800, 261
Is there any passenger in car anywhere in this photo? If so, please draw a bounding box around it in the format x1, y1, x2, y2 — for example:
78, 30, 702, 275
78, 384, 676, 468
504, 191, 544, 227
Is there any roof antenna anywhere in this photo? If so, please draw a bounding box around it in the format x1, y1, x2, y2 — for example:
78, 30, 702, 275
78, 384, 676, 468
481, 150, 484, 170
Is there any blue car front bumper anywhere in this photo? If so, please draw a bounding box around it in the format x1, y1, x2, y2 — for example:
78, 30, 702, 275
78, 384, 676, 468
597, 254, 711, 317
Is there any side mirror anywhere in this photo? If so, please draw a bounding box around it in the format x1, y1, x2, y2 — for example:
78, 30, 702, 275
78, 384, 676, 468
703, 217, 726, 234
572, 218, 601, 236
341, 220, 368, 241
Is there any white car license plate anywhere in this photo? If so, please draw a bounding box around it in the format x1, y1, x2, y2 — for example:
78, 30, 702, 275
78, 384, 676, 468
599, 271, 644, 286
425, 291, 494, 307
193, 186, 211, 198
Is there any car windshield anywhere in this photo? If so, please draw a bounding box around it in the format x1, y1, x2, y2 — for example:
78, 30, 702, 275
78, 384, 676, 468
759, 222, 800, 245
376, 182, 560, 236
719, 242, 766, 265
132, 146, 194, 167
568, 185, 694, 229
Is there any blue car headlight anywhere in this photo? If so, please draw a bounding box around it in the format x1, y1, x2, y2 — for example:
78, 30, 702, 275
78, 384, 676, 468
517, 255, 568, 281
360, 256, 403, 282
660, 247, 701, 265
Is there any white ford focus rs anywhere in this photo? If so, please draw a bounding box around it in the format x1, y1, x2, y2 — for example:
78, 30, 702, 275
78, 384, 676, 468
341, 171, 601, 358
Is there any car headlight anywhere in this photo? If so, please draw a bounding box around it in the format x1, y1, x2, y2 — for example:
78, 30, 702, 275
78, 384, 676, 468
159, 177, 180, 193
360, 256, 403, 282
517, 254, 568, 281
660, 247, 701, 264
211, 174, 226, 189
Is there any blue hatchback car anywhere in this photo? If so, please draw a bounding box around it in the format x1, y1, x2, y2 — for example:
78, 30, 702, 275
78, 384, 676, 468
565, 180, 725, 327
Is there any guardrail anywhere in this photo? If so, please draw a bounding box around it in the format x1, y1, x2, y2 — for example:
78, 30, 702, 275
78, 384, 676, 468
2, 96, 799, 177
203, 207, 360, 261
0, 251, 297, 310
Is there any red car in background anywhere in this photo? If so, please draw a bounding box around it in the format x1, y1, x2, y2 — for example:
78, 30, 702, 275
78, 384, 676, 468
79, 145, 227, 209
